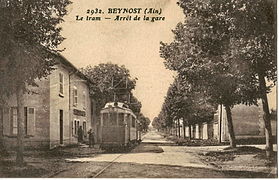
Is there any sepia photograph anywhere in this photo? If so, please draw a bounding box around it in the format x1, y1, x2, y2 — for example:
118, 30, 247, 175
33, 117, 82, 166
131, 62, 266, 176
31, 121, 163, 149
0, 0, 277, 178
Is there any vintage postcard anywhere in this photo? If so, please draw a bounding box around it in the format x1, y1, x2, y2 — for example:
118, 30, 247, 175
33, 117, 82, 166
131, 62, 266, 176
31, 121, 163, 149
0, 0, 277, 178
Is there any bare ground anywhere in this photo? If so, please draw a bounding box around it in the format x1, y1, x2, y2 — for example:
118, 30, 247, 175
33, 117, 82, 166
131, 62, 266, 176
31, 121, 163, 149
198, 146, 277, 178
0, 144, 102, 177
0, 130, 277, 178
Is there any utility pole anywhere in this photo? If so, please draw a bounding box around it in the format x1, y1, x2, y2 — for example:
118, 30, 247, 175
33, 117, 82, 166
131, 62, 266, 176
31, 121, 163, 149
110, 75, 131, 104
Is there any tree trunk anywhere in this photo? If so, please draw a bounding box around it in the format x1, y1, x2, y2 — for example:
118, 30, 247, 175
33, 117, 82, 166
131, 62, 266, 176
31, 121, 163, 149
16, 87, 25, 166
0, 107, 6, 155
224, 105, 236, 148
183, 121, 186, 139
219, 104, 223, 143
189, 125, 192, 140
258, 73, 273, 157
175, 122, 177, 137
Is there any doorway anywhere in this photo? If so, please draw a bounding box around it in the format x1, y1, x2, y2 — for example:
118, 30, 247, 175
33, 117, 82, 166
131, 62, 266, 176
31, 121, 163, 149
0, 107, 3, 136
59, 110, 63, 144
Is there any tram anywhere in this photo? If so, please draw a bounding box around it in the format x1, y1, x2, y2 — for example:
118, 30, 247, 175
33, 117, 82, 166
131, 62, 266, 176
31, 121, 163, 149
99, 102, 141, 151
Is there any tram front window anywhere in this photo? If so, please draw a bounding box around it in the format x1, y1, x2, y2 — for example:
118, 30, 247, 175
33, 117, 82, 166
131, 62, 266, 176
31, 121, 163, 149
126, 114, 131, 126
118, 113, 124, 126
109, 112, 117, 126
103, 113, 109, 126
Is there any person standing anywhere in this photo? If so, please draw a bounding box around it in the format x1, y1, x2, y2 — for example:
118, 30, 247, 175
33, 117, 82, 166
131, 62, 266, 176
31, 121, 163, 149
88, 129, 95, 148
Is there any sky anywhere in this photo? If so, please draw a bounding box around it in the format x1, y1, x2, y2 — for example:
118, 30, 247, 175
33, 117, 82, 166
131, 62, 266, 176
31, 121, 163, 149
60, 0, 185, 120
60, 0, 276, 120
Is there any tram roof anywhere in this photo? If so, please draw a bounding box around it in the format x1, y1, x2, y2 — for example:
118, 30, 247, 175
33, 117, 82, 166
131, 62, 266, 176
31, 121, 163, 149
104, 102, 129, 109
101, 102, 136, 116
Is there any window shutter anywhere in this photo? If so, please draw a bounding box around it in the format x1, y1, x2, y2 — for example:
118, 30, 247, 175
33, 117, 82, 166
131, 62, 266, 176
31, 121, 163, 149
3, 108, 10, 135
27, 108, 35, 136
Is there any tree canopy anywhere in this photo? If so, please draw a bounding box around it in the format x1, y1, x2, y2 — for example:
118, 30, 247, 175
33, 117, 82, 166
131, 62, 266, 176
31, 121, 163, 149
137, 113, 151, 132
0, 0, 72, 165
160, 0, 276, 149
153, 76, 216, 134
81, 63, 138, 115
0, 0, 72, 96
81, 62, 150, 130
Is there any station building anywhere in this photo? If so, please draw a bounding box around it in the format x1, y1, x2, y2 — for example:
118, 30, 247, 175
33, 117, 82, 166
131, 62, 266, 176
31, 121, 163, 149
0, 54, 94, 149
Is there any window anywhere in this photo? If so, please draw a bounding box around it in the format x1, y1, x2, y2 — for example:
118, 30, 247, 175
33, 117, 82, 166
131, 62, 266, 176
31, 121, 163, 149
59, 73, 64, 95
77, 120, 80, 133
73, 120, 77, 135
82, 91, 86, 108
11, 107, 17, 135
73, 86, 78, 106
126, 114, 131, 126
118, 113, 124, 126
73, 120, 80, 135
109, 112, 117, 126
103, 113, 109, 126
83, 121, 86, 138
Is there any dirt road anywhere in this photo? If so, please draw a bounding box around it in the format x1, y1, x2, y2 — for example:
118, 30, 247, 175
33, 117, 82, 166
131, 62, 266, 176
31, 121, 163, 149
50, 129, 272, 178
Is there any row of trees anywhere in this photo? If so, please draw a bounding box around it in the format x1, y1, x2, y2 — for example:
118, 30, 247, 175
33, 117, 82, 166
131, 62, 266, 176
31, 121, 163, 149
156, 0, 276, 157
152, 76, 216, 138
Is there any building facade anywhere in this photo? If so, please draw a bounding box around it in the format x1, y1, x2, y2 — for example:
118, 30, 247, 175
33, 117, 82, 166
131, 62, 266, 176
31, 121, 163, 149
0, 54, 93, 149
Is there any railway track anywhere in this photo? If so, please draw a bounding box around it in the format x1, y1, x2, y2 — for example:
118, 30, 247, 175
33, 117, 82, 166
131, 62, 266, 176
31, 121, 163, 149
89, 153, 124, 178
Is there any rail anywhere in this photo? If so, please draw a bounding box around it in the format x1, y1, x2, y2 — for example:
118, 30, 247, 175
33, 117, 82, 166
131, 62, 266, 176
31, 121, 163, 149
89, 154, 124, 178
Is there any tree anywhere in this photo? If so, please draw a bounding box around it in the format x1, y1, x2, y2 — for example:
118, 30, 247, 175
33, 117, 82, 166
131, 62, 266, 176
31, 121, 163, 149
157, 76, 216, 139
81, 63, 138, 116
160, 0, 262, 148
227, 0, 276, 157
137, 113, 150, 132
129, 95, 142, 116
152, 117, 160, 130
81, 63, 151, 133
178, 0, 276, 156
0, 0, 71, 166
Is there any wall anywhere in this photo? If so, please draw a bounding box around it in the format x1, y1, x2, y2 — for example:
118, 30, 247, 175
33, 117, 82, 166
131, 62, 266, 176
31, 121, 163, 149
1, 60, 95, 149
202, 123, 208, 140
49, 64, 70, 148
230, 104, 262, 136
217, 103, 276, 142
69, 73, 92, 144
213, 122, 219, 140
1, 78, 51, 149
